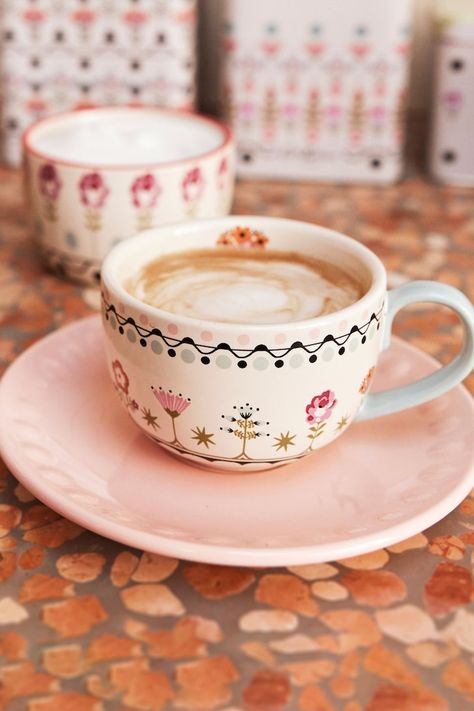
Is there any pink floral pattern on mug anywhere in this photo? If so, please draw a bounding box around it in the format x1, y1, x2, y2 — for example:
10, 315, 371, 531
79, 172, 109, 209
79, 172, 109, 233
306, 390, 337, 425
306, 389, 337, 451
130, 173, 161, 230
39, 164, 62, 201
217, 157, 228, 191
131, 173, 161, 208
112, 360, 129, 395
38, 164, 61, 221
182, 167, 204, 216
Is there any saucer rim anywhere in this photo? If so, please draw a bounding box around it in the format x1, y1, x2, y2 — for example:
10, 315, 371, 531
1, 315, 473, 567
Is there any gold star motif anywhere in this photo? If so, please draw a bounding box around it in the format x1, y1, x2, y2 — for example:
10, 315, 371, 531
141, 407, 159, 430
273, 431, 296, 451
191, 426, 215, 449
336, 415, 350, 431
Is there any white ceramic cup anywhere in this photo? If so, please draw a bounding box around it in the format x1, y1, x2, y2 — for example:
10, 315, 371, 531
23, 107, 235, 285
101, 216, 474, 472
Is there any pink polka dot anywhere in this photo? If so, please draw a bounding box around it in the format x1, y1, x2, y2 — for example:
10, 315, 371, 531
363, 309, 369, 319
274, 333, 286, 345
139, 314, 149, 326
201, 331, 213, 342
309, 327, 320, 339
238, 334, 250, 345
167, 323, 178, 335
339, 320, 348, 332
118, 302, 125, 314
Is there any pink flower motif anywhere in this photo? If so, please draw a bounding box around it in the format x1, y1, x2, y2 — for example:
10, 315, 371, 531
23, 8, 44, 23
152, 388, 191, 418
370, 105, 387, 123
283, 103, 299, 120
306, 390, 337, 424
239, 101, 256, 121
217, 157, 228, 190
130, 174, 161, 209
112, 360, 129, 395
39, 164, 62, 201
326, 105, 343, 120
351, 43, 370, 58
79, 172, 109, 209
261, 41, 281, 56
182, 167, 204, 203
72, 8, 96, 24
443, 90, 463, 112
123, 10, 148, 25
306, 42, 325, 57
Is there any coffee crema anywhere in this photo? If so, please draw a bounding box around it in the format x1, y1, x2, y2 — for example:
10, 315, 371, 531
125, 248, 364, 325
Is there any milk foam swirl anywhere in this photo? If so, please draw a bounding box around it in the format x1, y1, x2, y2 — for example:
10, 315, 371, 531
125, 249, 364, 325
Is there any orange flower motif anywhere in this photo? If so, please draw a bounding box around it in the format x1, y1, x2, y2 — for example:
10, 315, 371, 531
359, 366, 375, 394
217, 226, 269, 248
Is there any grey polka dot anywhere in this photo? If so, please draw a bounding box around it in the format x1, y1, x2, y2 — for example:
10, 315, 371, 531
349, 338, 359, 352
127, 329, 137, 343
151, 340, 163, 354
322, 347, 335, 362
253, 357, 269, 371
109, 315, 117, 330
289, 353, 303, 368
216, 354, 231, 369
181, 349, 195, 363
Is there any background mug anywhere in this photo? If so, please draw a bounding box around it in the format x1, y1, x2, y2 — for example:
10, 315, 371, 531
101, 216, 474, 472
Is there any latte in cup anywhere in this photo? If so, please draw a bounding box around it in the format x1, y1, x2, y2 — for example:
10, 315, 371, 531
124, 248, 364, 324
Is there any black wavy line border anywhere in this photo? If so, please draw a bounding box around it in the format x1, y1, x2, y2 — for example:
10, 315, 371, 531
102, 295, 384, 360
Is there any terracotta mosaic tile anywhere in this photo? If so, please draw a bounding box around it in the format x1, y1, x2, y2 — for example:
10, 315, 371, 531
42, 644, 85, 677
342, 570, 407, 607
19, 546, 45, 570
0, 631, 27, 660
242, 669, 291, 711
42, 596, 108, 637
255, 574, 319, 617
175, 656, 239, 710
1, 168, 473, 709
239, 610, 299, 632
120, 584, 185, 617
0, 550, 16, 583
56, 552, 107, 582
183, 563, 255, 599
111, 551, 140, 587
424, 562, 473, 617
19, 573, 75, 602
131, 552, 179, 583
299, 685, 337, 711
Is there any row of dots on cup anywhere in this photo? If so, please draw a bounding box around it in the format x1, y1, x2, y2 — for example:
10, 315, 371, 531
110, 319, 379, 369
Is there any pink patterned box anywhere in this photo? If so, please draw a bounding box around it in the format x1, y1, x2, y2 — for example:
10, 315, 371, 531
221, 0, 413, 183
0, 0, 197, 166
429, 23, 474, 186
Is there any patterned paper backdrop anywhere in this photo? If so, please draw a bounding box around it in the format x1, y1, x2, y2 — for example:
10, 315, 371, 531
0, 0, 197, 166
221, 0, 413, 183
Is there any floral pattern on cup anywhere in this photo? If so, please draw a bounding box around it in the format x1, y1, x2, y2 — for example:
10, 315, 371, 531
112, 360, 138, 412
152, 387, 191, 446
130, 173, 162, 230
217, 225, 269, 248
359, 366, 375, 394
182, 167, 204, 216
38, 164, 62, 222
306, 389, 337, 449
79, 172, 109, 233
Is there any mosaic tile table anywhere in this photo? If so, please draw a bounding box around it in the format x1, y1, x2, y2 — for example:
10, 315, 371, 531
1, 167, 474, 711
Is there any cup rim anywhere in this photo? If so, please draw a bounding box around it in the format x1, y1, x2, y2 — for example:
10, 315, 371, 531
101, 216, 387, 333
22, 106, 233, 171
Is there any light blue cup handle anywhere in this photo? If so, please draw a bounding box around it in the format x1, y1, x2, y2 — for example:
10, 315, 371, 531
357, 281, 474, 421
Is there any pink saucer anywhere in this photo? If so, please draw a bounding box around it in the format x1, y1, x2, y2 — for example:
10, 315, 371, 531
1, 316, 473, 566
